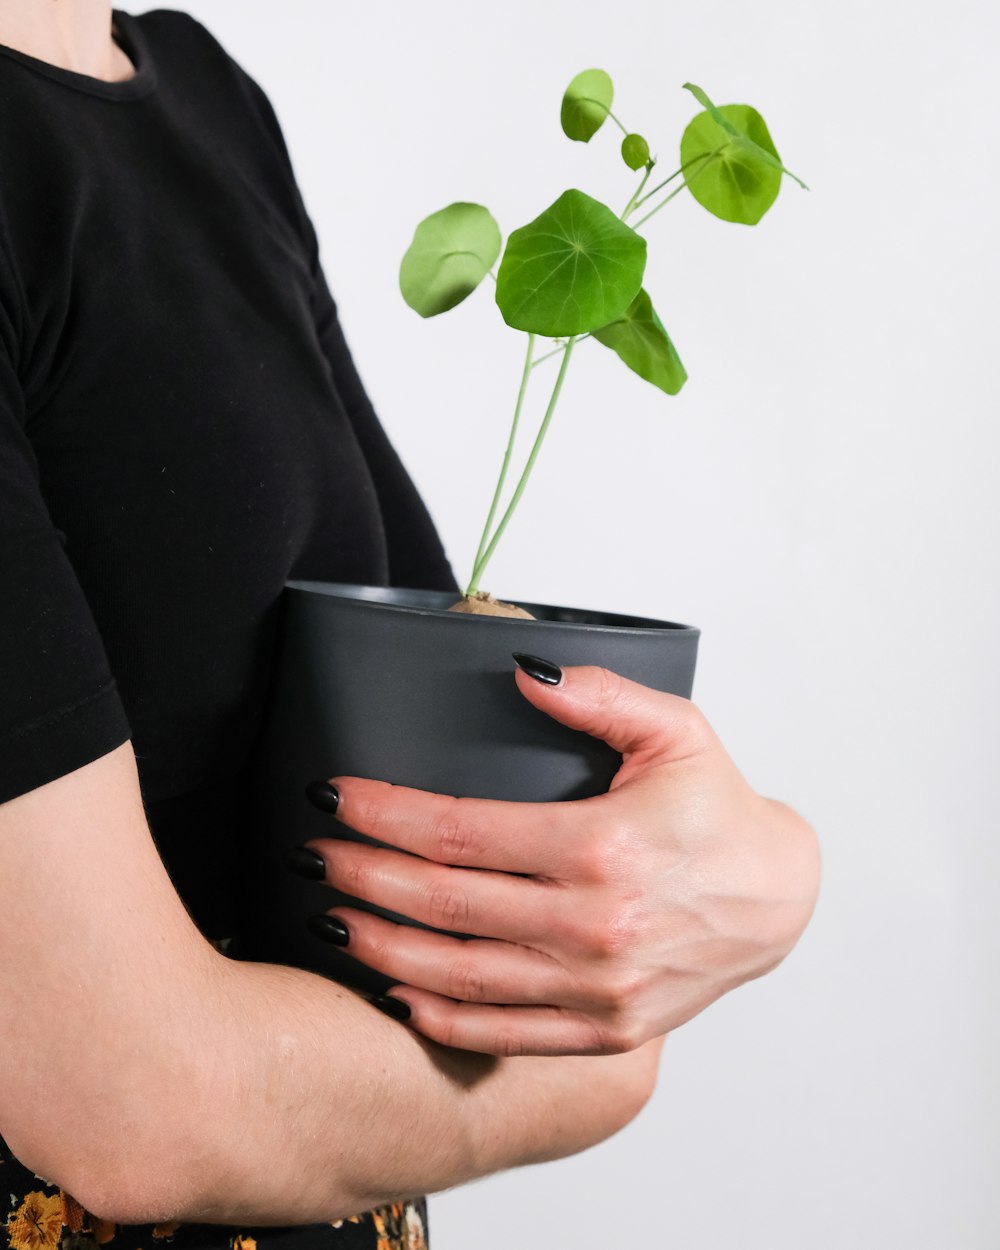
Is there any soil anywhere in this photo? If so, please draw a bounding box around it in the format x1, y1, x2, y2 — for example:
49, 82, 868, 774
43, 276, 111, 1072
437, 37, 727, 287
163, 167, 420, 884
447, 591, 536, 619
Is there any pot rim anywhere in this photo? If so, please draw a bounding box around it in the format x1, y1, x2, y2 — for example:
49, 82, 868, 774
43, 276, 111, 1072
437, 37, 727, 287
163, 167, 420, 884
285, 579, 699, 637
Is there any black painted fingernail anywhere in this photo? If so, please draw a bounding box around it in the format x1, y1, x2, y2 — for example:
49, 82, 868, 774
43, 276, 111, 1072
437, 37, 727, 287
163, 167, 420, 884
371, 994, 411, 1022
306, 914, 351, 946
305, 780, 340, 814
283, 845, 327, 880
512, 652, 563, 685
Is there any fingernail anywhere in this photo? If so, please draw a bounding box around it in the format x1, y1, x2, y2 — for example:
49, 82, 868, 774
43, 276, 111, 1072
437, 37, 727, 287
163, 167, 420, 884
306, 914, 351, 946
371, 994, 411, 1022
283, 846, 327, 880
512, 652, 563, 686
305, 780, 340, 814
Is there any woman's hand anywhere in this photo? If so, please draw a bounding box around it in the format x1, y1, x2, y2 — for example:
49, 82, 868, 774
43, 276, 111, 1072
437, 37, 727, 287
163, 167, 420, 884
299, 659, 821, 1057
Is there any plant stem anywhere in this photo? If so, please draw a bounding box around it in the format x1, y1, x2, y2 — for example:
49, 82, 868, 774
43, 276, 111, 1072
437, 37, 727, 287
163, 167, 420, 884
630, 152, 711, 210
630, 152, 721, 229
468, 336, 578, 592
531, 333, 591, 368
462, 116, 701, 595
632, 163, 685, 208
629, 180, 689, 229
620, 164, 654, 220
606, 109, 630, 138
465, 333, 536, 595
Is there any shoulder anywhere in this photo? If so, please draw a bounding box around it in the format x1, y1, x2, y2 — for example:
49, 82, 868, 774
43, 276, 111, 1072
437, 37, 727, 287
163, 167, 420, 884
127, 7, 234, 61
130, 8, 282, 136
127, 9, 311, 247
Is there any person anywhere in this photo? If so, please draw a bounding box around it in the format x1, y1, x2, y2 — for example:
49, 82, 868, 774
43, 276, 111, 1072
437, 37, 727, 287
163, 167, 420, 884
0, 5, 821, 1249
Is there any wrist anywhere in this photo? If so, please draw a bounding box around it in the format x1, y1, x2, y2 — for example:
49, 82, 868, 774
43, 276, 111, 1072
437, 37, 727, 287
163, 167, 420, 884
464, 1040, 665, 1178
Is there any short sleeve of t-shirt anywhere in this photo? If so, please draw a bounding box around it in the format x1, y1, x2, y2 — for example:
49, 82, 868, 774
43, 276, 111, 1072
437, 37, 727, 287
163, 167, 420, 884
0, 248, 131, 805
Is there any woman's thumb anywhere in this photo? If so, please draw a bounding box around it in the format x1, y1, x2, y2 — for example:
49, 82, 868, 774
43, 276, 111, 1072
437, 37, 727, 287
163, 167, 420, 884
511, 652, 709, 760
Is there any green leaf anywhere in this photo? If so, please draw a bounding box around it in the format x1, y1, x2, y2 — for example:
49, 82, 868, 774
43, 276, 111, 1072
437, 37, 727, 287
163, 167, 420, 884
679, 84, 808, 226
592, 288, 687, 396
495, 189, 646, 337
621, 133, 650, 171
682, 83, 807, 190
561, 68, 614, 142
679, 103, 778, 225
399, 202, 502, 317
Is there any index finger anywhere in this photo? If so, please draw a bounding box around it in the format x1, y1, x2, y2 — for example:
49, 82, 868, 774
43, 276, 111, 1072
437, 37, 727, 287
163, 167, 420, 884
315, 776, 594, 877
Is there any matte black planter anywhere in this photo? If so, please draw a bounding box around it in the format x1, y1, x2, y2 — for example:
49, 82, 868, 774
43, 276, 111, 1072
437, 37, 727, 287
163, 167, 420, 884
241, 581, 699, 994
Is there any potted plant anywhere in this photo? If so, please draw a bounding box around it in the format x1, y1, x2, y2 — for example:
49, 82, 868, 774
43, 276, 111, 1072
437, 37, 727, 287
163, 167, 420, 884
241, 75, 806, 992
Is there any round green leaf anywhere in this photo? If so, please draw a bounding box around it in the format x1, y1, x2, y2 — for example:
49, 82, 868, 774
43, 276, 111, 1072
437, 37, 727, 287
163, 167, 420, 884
592, 289, 687, 396
621, 133, 650, 171
680, 102, 783, 225
495, 189, 646, 337
399, 202, 502, 317
560, 68, 614, 142
682, 83, 807, 187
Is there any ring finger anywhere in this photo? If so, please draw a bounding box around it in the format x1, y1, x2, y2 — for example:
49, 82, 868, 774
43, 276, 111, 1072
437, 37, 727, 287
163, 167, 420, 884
316, 905, 585, 1007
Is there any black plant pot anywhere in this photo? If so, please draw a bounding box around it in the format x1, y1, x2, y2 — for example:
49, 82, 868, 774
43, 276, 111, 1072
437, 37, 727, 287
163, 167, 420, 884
240, 581, 699, 994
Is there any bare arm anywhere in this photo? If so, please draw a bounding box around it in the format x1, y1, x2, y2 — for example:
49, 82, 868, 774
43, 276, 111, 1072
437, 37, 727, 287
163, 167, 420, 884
0, 741, 662, 1228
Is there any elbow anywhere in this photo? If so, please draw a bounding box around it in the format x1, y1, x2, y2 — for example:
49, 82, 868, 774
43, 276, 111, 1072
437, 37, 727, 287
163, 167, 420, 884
4, 1120, 200, 1229
65, 1133, 203, 1228
1, 1050, 214, 1229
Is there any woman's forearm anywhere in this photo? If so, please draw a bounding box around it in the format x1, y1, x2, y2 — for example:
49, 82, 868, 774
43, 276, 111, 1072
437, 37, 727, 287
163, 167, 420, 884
87, 952, 662, 1227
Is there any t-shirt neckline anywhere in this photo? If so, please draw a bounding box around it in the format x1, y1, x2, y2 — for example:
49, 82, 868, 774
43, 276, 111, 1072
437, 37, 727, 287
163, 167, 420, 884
0, 9, 156, 101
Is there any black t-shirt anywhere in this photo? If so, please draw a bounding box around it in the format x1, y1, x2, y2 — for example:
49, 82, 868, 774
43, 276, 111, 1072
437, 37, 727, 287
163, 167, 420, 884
0, 7, 458, 942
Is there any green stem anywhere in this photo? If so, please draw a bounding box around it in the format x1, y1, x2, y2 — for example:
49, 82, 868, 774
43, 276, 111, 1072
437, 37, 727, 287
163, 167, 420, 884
606, 108, 630, 138
465, 333, 536, 595
630, 152, 715, 208
632, 163, 686, 208
620, 164, 654, 220
531, 333, 591, 368
469, 336, 578, 592
630, 152, 720, 229
630, 181, 688, 229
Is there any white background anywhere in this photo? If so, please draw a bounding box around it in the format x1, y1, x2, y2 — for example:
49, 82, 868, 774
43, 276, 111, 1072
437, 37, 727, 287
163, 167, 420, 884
181, 2, 997, 1245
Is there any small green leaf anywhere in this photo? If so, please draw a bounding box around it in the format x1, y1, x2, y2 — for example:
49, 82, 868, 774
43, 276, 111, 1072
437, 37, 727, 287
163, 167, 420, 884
561, 68, 614, 142
592, 289, 687, 396
495, 189, 646, 337
399, 202, 502, 317
621, 133, 650, 171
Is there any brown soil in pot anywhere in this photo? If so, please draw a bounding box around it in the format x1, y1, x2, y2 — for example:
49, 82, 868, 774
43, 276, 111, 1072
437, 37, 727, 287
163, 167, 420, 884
447, 591, 536, 619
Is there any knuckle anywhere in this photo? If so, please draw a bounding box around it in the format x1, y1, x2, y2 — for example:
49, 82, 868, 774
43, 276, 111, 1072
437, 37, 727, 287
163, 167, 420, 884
585, 905, 642, 960
429, 800, 481, 865
351, 788, 391, 839
584, 1007, 645, 1055
596, 664, 628, 705
582, 1016, 628, 1056
576, 825, 631, 884
359, 922, 397, 969
674, 695, 711, 742
584, 667, 630, 737
492, 1029, 527, 1058
338, 847, 372, 896
601, 1018, 644, 1054
592, 968, 646, 1016
426, 879, 471, 931
446, 957, 488, 1002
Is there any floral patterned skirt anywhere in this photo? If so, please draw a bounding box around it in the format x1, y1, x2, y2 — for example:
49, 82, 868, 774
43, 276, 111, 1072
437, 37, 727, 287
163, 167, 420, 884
0, 1137, 429, 1250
